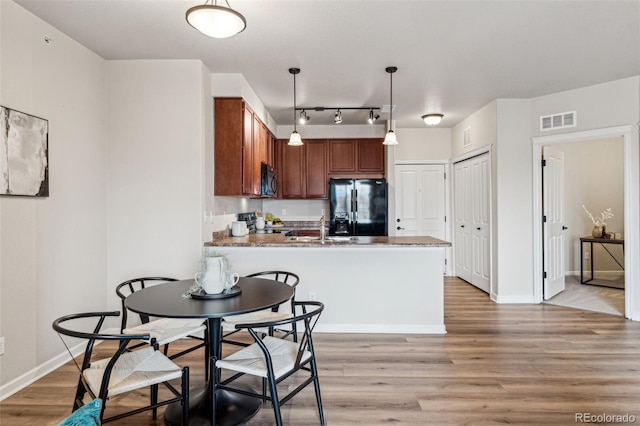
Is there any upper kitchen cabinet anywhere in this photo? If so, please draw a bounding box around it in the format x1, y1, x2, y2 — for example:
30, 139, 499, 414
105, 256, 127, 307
328, 138, 385, 176
215, 97, 271, 197
278, 139, 328, 199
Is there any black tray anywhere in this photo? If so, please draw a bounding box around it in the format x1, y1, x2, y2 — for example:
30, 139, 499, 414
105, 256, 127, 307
191, 285, 242, 299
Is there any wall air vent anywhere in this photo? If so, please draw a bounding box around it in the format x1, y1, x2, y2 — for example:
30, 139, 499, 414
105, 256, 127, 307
540, 111, 576, 131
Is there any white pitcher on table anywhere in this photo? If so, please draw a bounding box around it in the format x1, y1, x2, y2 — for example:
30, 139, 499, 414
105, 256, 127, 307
196, 256, 239, 294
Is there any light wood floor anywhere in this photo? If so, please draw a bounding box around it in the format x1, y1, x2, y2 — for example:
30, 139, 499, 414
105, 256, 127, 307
3, 277, 640, 425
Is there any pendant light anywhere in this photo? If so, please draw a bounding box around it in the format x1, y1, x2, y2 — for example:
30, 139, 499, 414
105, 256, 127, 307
383, 66, 398, 145
288, 68, 303, 146
185, 0, 246, 39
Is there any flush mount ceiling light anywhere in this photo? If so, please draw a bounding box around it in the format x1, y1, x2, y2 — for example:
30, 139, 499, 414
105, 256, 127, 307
422, 113, 444, 126
299, 110, 310, 125
383, 66, 398, 145
185, 0, 246, 39
334, 109, 343, 124
288, 68, 303, 146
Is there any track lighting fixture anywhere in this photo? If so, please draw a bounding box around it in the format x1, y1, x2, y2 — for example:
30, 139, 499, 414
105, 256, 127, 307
368, 109, 380, 124
288, 68, 303, 146
299, 110, 310, 125
185, 0, 246, 39
383, 66, 398, 145
422, 113, 444, 126
334, 109, 343, 124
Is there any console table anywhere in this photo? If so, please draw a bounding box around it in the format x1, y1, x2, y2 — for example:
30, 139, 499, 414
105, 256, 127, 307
579, 237, 625, 287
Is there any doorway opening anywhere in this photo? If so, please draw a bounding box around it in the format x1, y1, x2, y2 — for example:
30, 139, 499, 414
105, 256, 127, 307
532, 125, 639, 320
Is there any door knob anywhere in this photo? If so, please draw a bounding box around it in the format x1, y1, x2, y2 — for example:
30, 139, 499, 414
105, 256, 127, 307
396, 218, 401, 223
562, 226, 568, 230
477, 227, 481, 230
397, 226, 405, 230
461, 225, 465, 228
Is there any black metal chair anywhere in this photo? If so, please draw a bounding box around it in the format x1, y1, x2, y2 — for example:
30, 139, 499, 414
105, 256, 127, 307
52, 311, 190, 424
213, 301, 325, 426
222, 271, 300, 346
116, 277, 208, 359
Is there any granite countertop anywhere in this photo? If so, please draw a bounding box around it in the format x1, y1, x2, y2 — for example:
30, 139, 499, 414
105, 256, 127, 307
205, 233, 451, 248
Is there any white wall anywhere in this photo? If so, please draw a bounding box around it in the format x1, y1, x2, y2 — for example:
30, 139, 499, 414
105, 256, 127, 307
106, 60, 206, 305
495, 99, 533, 300
0, 1, 108, 393
559, 138, 624, 274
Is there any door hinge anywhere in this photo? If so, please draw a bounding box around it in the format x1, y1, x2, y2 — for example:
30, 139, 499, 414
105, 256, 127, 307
444, 216, 447, 222
541, 159, 547, 167
543, 271, 547, 279
444, 172, 447, 179
542, 215, 547, 223
444, 258, 448, 265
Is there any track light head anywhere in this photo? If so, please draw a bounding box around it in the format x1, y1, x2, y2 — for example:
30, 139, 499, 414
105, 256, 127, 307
299, 110, 310, 125
334, 109, 343, 124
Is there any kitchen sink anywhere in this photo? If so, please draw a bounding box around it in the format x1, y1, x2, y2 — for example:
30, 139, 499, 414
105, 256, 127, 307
286, 236, 320, 242
284, 235, 354, 243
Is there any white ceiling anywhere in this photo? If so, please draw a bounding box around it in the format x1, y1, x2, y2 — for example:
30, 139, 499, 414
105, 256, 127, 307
14, 0, 640, 128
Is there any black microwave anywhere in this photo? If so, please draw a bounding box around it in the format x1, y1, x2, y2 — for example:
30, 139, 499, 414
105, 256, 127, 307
261, 163, 277, 197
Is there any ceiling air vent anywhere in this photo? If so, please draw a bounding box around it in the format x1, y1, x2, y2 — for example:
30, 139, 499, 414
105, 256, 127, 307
540, 111, 576, 131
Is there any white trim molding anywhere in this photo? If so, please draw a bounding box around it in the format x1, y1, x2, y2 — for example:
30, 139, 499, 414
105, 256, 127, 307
315, 324, 447, 334
531, 125, 639, 321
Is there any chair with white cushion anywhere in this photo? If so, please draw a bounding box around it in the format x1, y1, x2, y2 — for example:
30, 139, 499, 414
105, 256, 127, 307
116, 277, 208, 359
213, 301, 325, 426
52, 311, 190, 424
222, 271, 300, 346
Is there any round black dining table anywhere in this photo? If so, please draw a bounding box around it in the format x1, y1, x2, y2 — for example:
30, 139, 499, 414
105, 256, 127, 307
124, 277, 294, 426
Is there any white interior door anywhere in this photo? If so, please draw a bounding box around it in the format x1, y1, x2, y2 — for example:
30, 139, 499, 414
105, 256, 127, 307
454, 161, 472, 283
543, 146, 565, 299
395, 164, 447, 272
470, 155, 490, 293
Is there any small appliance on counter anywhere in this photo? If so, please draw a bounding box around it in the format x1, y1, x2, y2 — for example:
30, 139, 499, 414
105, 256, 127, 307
236, 212, 257, 234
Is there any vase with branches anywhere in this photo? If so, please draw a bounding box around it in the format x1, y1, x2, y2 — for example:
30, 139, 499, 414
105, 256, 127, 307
582, 205, 614, 238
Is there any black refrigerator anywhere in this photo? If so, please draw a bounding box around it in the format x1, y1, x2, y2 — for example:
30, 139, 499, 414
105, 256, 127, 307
329, 178, 388, 236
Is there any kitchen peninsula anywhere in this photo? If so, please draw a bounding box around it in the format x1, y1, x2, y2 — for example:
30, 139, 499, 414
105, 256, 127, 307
205, 233, 450, 334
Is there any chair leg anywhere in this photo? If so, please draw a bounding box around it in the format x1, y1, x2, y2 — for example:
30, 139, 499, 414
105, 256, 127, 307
262, 377, 268, 402
204, 331, 210, 380
267, 375, 283, 426
310, 358, 325, 425
163, 343, 170, 356
182, 367, 190, 426
73, 378, 87, 411
151, 383, 158, 419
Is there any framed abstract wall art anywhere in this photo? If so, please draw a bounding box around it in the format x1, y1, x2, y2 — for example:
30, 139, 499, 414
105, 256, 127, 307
0, 106, 49, 197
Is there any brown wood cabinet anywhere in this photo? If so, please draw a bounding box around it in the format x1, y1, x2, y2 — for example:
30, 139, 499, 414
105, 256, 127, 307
215, 97, 273, 197
277, 139, 328, 199
328, 138, 385, 175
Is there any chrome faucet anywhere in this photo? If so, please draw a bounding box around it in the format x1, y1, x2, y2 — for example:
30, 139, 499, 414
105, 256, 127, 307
320, 214, 326, 242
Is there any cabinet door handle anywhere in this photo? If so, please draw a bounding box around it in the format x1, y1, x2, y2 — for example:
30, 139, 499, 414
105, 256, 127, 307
461, 225, 465, 228
477, 227, 481, 230
562, 226, 568, 230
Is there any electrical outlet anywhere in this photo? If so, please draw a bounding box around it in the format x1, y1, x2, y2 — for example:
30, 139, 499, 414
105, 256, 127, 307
309, 291, 317, 301
0, 336, 5, 356
584, 251, 590, 260
281, 209, 287, 216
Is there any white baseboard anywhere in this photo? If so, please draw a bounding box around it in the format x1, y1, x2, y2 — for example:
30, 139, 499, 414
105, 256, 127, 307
315, 324, 447, 334
0, 341, 86, 402
494, 294, 537, 304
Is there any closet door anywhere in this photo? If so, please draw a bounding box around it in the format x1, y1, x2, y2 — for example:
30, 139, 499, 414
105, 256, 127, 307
470, 154, 490, 293
454, 152, 490, 292
454, 161, 472, 282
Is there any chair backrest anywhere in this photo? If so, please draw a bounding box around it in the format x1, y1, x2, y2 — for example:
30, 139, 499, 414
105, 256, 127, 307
53, 311, 152, 399
115, 277, 177, 332
242, 301, 323, 369
246, 271, 300, 289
